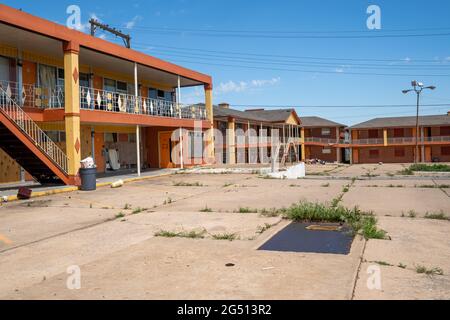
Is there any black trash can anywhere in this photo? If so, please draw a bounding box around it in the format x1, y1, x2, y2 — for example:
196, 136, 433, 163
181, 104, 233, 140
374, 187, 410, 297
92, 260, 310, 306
79, 167, 97, 191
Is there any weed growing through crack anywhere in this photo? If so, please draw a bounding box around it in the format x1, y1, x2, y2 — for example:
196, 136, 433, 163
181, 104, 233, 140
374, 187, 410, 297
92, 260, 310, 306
259, 208, 280, 217
200, 205, 213, 213
222, 183, 234, 188
212, 233, 238, 241
173, 181, 204, 187
123, 203, 132, 210
132, 207, 146, 214
235, 207, 259, 214
256, 223, 274, 234
155, 229, 206, 239
418, 184, 450, 189
321, 183, 330, 187
115, 212, 125, 219
424, 211, 449, 221
415, 265, 444, 275
398, 168, 414, 176
408, 210, 417, 218
398, 263, 407, 269
409, 163, 450, 172
374, 261, 393, 266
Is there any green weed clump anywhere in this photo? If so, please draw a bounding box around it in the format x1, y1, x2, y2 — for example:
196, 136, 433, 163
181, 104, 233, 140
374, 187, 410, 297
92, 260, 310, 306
280, 201, 387, 240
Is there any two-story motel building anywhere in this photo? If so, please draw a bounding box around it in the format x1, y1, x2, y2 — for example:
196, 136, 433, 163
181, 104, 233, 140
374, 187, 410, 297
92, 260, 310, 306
0, 5, 214, 185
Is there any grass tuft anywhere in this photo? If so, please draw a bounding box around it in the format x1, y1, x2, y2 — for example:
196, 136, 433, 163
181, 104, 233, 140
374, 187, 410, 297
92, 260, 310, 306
173, 181, 204, 187
397, 168, 414, 176
424, 211, 449, 221
155, 229, 206, 239
235, 207, 259, 214
256, 223, 274, 234
415, 265, 444, 275
409, 163, 450, 172
212, 233, 238, 241
280, 201, 387, 240
200, 205, 213, 213
132, 207, 146, 214
115, 212, 125, 219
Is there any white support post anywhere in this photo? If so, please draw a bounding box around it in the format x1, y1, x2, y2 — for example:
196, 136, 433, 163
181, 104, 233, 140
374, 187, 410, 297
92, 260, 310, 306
178, 76, 184, 169
134, 62, 141, 177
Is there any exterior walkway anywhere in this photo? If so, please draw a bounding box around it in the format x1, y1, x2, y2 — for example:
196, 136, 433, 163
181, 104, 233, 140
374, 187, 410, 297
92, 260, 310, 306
0, 169, 175, 201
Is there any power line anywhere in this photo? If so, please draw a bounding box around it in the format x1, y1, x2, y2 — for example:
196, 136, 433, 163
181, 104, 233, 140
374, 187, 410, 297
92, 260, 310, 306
229, 103, 450, 109
135, 47, 450, 71
140, 56, 450, 77
122, 25, 450, 34
131, 30, 450, 39
109, 23, 450, 39
132, 43, 447, 63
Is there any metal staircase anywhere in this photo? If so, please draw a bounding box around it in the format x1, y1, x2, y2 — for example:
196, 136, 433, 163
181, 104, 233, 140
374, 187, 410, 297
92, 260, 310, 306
0, 85, 70, 184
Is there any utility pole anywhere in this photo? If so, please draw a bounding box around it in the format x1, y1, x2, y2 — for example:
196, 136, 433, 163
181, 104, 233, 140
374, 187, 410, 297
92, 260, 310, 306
402, 81, 436, 163
89, 19, 131, 48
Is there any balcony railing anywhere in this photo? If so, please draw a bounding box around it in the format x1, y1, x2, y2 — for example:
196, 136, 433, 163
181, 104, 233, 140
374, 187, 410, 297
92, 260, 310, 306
0, 81, 206, 120
304, 137, 339, 144
351, 138, 384, 145
79, 86, 207, 120
424, 136, 450, 143
387, 137, 416, 144
0, 80, 64, 109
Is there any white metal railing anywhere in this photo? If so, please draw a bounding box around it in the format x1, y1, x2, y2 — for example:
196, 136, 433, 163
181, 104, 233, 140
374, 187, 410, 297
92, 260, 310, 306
424, 136, 450, 143
351, 138, 384, 145
304, 137, 339, 144
79, 86, 207, 120
0, 81, 207, 120
0, 80, 64, 109
387, 137, 416, 144
0, 85, 68, 173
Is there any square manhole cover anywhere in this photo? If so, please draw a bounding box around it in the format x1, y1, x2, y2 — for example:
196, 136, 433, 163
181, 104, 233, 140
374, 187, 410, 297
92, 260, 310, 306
258, 222, 354, 255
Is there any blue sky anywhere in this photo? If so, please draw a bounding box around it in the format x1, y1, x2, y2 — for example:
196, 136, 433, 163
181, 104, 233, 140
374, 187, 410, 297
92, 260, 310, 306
3, 0, 450, 125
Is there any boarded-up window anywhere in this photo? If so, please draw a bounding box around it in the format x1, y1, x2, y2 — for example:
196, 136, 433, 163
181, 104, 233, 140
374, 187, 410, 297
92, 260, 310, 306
394, 128, 404, 138
368, 130, 379, 139
440, 126, 450, 136
394, 147, 405, 157
369, 149, 379, 159
442, 146, 450, 156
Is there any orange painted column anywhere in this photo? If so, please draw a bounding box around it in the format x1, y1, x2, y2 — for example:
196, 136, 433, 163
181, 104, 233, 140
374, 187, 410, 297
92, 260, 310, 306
63, 41, 81, 184
204, 85, 215, 163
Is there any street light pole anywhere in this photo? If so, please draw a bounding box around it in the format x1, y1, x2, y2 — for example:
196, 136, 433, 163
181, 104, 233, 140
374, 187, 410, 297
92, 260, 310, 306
402, 81, 436, 164
415, 91, 420, 164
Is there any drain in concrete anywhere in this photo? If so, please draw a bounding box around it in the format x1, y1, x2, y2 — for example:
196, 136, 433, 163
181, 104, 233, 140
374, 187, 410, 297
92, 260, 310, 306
258, 222, 354, 255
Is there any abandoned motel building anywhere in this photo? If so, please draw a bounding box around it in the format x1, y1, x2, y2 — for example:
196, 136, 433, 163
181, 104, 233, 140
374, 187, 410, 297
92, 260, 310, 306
1, 5, 450, 186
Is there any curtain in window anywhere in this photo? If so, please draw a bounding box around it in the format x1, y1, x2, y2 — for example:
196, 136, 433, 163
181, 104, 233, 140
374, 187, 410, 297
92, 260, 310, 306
39, 64, 57, 107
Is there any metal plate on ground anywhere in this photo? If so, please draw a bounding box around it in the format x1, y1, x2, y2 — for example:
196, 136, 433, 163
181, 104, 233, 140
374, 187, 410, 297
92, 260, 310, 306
259, 222, 354, 255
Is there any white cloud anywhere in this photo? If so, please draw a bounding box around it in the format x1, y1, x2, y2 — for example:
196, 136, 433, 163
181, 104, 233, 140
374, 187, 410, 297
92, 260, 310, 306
216, 77, 280, 94
125, 15, 142, 29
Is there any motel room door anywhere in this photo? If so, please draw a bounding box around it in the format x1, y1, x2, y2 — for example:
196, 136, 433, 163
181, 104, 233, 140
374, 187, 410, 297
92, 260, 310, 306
425, 146, 432, 162
159, 132, 173, 168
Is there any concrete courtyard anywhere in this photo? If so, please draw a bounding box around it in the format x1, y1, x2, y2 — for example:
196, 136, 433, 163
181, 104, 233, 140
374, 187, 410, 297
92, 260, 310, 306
0, 163, 449, 300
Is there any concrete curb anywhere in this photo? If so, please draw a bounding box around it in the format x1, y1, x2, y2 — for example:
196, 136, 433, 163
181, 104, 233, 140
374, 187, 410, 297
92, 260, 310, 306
2, 172, 174, 203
